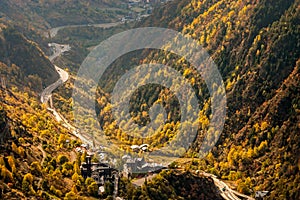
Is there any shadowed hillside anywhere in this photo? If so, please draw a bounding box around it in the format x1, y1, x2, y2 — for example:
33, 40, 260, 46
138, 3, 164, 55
0, 25, 59, 91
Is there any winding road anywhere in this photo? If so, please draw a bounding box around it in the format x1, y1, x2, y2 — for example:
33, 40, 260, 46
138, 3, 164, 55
201, 172, 255, 200
45, 22, 121, 38
40, 43, 69, 104
40, 42, 93, 147
132, 173, 157, 187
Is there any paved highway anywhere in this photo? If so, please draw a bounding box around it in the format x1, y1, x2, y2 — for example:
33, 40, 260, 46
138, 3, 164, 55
201, 172, 255, 200
45, 22, 121, 38
40, 43, 69, 103
132, 173, 157, 187
48, 43, 71, 62
40, 42, 93, 147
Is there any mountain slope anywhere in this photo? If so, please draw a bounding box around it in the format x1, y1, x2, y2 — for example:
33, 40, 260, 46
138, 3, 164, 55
0, 65, 104, 198
0, 86, 74, 199
0, 0, 298, 199
49, 1, 299, 198
119, 170, 224, 200
92, 0, 299, 198
145, 0, 300, 198
0, 25, 59, 91
0, 0, 127, 32
0, 0, 129, 46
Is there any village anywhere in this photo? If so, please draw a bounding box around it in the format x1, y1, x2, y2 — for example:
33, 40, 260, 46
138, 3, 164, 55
76, 142, 165, 197
121, 0, 174, 22
75, 142, 270, 199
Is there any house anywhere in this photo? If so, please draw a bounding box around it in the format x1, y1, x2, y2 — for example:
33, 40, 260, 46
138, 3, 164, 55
80, 155, 117, 184
130, 145, 140, 152
122, 155, 164, 175
139, 144, 149, 152
130, 143, 150, 152
125, 157, 146, 173
80, 156, 92, 178
137, 162, 163, 172
81, 143, 89, 149
255, 191, 269, 200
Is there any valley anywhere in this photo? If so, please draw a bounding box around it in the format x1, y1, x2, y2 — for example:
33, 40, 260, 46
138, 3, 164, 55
41, 17, 251, 200
0, 0, 299, 199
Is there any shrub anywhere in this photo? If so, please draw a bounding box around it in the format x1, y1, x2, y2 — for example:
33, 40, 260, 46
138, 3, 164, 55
87, 182, 99, 197
30, 162, 42, 176
57, 155, 69, 165
64, 191, 77, 200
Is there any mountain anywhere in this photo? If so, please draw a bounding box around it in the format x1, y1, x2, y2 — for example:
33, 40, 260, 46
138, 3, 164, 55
0, 0, 127, 28
0, 82, 106, 199
0, 24, 97, 198
0, 0, 129, 46
0, 0, 299, 199
118, 170, 224, 200
0, 24, 59, 91
81, 0, 299, 198
39, 0, 299, 198
135, 0, 300, 198
0, 0, 127, 35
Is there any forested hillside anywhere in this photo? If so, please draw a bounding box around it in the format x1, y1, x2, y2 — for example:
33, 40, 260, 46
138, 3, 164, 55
49, 1, 299, 198
0, 0, 127, 28
0, 0, 129, 45
137, 0, 300, 198
87, 0, 300, 198
118, 170, 224, 200
0, 24, 58, 90
0, 25, 103, 199
0, 81, 109, 199
0, 0, 299, 199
